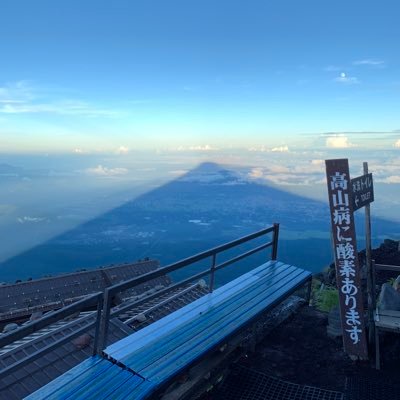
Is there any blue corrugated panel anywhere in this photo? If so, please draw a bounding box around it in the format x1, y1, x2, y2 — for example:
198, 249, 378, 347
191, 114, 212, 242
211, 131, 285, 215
24, 355, 152, 400
109, 264, 310, 383
27, 260, 311, 400
105, 260, 283, 359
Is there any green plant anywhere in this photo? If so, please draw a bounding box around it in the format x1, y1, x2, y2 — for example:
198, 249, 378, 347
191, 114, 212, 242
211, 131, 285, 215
314, 285, 339, 312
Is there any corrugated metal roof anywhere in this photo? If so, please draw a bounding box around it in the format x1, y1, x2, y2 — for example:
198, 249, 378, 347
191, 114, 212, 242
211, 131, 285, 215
0, 260, 165, 322
0, 282, 208, 399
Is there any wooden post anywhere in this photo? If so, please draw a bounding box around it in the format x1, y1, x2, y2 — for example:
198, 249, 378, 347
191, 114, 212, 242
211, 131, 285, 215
325, 159, 368, 359
364, 162, 374, 346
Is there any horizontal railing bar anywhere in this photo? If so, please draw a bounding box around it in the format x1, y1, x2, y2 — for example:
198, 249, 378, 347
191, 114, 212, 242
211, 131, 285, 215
214, 241, 274, 273
106, 226, 275, 296
0, 292, 102, 349
374, 263, 400, 272
124, 283, 201, 325
0, 320, 97, 381
109, 268, 211, 319
109, 241, 273, 319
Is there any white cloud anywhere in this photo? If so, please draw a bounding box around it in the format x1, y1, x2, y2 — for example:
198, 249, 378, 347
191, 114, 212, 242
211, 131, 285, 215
249, 167, 264, 179
176, 145, 217, 151
248, 145, 289, 153
189, 144, 216, 151
0, 100, 119, 117
394, 139, 400, 148
248, 145, 269, 152
311, 159, 324, 166
271, 145, 289, 152
0, 80, 34, 103
335, 72, 359, 84
17, 216, 46, 224
378, 175, 400, 184
86, 165, 128, 176
0, 80, 121, 117
325, 134, 354, 148
246, 159, 333, 187
353, 59, 385, 67
169, 169, 188, 176
116, 146, 129, 154
324, 65, 342, 72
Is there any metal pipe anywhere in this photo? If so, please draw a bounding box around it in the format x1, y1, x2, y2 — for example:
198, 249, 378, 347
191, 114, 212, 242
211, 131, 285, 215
209, 254, 217, 293
0, 292, 102, 349
92, 299, 103, 355
214, 241, 274, 273
0, 320, 97, 381
123, 283, 201, 326
271, 223, 280, 260
97, 288, 113, 353
105, 226, 275, 296
374, 263, 400, 272
108, 268, 211, 319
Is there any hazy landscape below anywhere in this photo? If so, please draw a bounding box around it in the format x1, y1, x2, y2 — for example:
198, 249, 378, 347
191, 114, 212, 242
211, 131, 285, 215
1, 150, 399, 283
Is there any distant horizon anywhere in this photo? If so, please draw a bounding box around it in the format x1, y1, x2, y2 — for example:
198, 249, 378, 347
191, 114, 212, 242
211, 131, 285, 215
1, 1, 399, 277
1, 1, 400, 152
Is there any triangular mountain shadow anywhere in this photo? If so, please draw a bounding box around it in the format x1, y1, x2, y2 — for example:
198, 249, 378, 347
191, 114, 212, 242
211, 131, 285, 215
1, 162, 398, 282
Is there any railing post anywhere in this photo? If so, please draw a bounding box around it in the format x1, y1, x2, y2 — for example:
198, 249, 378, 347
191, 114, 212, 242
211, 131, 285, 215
271, 223, 279, 260
370, 259, 377, 349
97, 288, 113, 353
209, 253, 217, 293
92, 293, 103, 355
306, 278, 312, 305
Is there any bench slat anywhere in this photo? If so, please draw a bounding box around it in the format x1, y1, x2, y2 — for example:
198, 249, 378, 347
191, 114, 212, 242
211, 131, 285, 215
88, 373, 148, 400
119, 265, 301, 372
25, 356, 107, 399
139, 269, 310, 381
106, 260, 285, 359
63, 365, 137, 399
148, 270, 311, 383
27, 260, 311, 400
114, 379, 156, 400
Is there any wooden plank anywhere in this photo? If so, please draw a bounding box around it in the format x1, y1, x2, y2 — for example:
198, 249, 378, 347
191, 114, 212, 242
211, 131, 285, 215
106, 261, 285, 358
121, 267, 308, 375
146, 270, 311, 382
113, 264, 298, 367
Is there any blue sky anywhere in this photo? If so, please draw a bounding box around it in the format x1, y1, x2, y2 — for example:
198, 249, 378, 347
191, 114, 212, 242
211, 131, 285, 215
1, 0, 400, 152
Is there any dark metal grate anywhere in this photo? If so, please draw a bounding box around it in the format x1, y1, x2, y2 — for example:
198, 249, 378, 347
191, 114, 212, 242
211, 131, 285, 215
216, 365, 344, 400
344, 376, 400, 400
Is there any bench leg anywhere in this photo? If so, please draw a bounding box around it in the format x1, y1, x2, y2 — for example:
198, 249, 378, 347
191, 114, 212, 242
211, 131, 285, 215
375, 326, 380, 370
305, 279, 312, 305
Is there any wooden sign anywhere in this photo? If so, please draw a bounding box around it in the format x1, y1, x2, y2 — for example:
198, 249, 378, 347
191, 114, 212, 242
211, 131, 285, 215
325, 159, 368, 359
351, 173, 374, 211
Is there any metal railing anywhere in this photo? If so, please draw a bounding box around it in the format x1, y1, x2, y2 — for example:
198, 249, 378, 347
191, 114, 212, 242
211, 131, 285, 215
96, 223, 279, 352
0, 292, 103, 381
0, 223, 279, 376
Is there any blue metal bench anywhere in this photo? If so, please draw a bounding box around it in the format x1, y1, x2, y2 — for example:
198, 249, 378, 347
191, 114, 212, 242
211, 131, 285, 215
25, 355, 155, 400
27, 260, 311, 399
